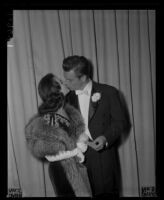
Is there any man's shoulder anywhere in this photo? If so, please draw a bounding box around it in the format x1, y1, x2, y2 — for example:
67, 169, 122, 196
93, 81, 118, 93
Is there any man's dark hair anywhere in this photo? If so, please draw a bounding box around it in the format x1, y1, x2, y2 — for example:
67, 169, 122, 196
62, 55, 92, 79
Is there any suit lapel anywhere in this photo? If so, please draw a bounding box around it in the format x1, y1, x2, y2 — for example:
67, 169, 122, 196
88, 82, 100, 123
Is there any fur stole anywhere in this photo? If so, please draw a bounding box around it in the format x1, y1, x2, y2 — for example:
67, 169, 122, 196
25, 104, 91, 197
25, 103, 85, 159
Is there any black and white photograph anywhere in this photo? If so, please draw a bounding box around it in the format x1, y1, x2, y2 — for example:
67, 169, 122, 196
7, 5, 157, 197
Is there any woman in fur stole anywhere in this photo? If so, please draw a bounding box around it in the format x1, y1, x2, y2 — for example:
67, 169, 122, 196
25, 73, 92, 197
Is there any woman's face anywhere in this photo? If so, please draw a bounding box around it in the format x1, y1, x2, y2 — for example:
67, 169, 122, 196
53, 76, 69, 96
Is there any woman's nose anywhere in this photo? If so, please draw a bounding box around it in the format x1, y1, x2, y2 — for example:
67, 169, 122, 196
59, 79, 66, 86
62, 81, 69, 89
62, 80, 68, 87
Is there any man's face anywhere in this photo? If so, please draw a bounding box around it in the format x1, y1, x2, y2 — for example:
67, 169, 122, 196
63, 70, 86, 91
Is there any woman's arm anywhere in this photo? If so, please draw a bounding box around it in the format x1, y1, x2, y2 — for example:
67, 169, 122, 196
25, 117, 75, 158
76, 133, 89, 153
45, 148, 85, 163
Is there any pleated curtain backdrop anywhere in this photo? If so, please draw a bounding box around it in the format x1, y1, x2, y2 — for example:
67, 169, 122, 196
7, 10, 156, 197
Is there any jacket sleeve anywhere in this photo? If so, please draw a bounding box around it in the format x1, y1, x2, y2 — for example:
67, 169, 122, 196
103, 88, 128, 147
25, 117, 70, 159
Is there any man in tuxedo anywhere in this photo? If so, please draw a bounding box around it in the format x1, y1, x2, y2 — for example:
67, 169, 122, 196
62, 55, 127, 197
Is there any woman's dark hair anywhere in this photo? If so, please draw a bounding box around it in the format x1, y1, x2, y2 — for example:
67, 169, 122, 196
62, 55, 93, 79
38, 73, 64, 114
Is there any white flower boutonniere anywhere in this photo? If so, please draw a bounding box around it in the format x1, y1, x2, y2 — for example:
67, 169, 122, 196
91, 92, 101, 102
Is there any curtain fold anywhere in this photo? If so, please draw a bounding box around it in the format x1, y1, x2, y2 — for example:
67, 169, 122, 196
7, 10, 156, 197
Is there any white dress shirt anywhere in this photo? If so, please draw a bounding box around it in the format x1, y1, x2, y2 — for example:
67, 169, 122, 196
75, 80, 93, 140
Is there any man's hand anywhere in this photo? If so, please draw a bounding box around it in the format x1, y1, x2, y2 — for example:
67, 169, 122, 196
87, 136, 108, 151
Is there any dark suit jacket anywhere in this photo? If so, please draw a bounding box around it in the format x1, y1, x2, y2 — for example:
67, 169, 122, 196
65, 81, 127, 196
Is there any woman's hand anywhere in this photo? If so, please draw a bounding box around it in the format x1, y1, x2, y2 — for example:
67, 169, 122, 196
76, 148, 85, 163
77, 142, 88, 153
76, 133, 89, 153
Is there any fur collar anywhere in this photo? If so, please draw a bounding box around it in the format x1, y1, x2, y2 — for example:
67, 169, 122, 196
64, 103, 85, 140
